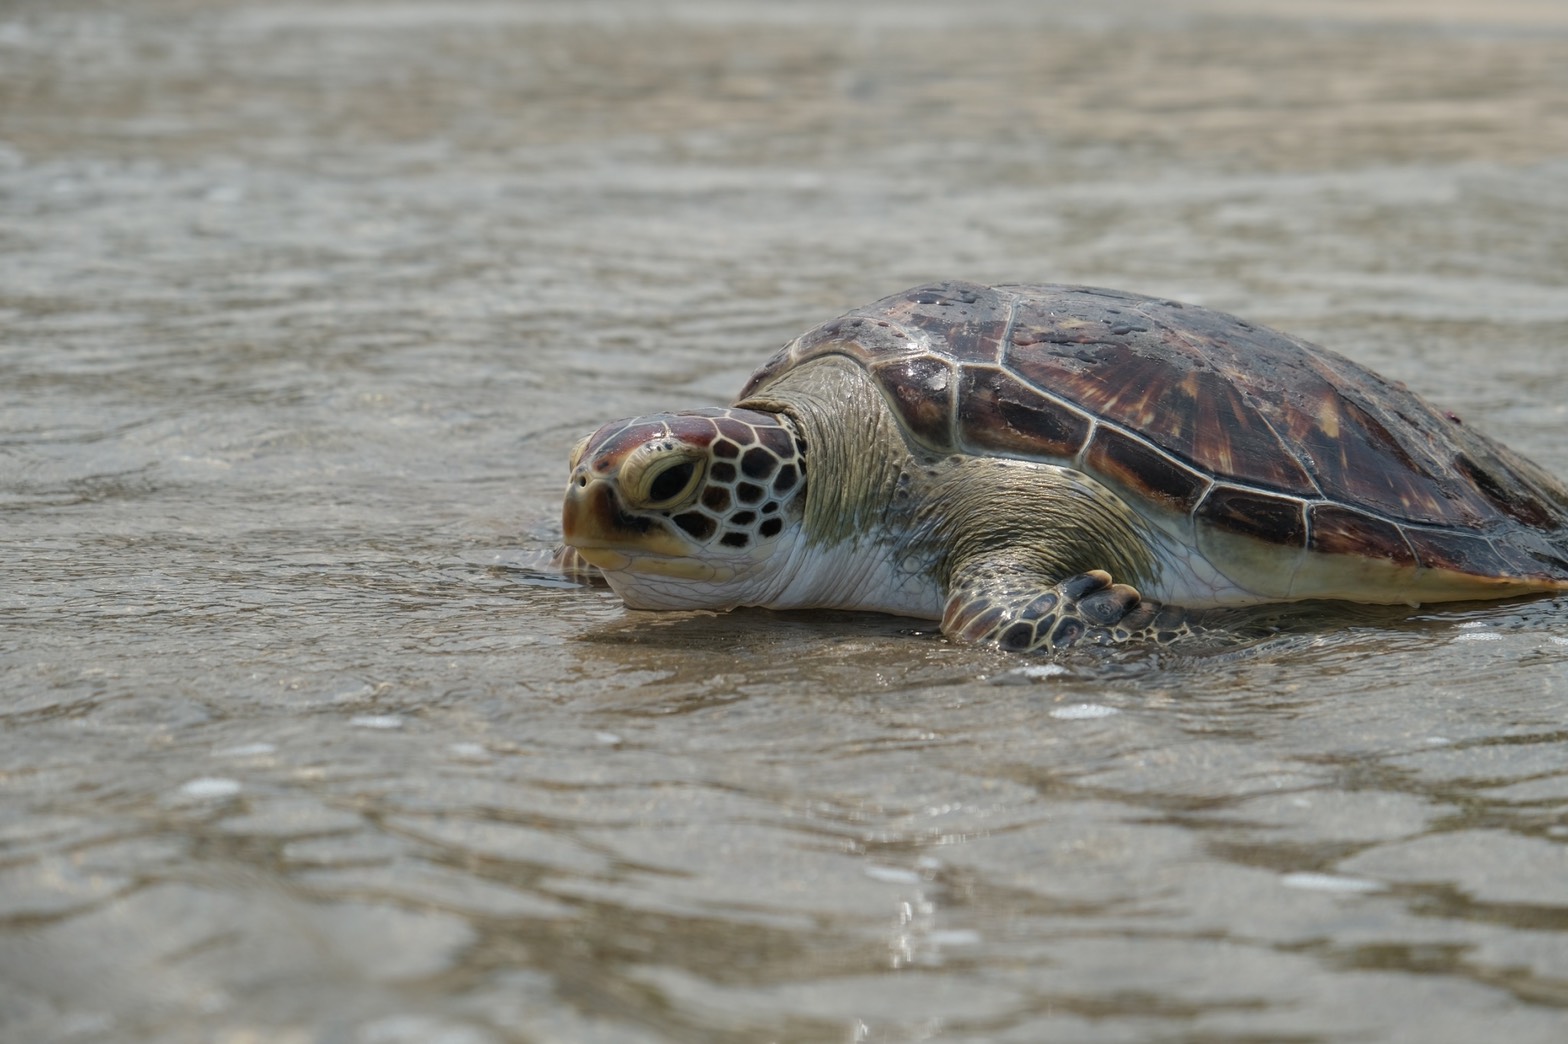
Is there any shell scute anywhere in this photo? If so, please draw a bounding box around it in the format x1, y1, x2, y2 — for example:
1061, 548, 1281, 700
955, 365, 1091, 460
1404, 528, 1523, 579
867, 353, 957, 450
1083, 427, 1208, 515
1197, 487, 1308, 547
1508, 528, 1568, 575
1307, 505, 1417, 566
870, 283, 1011, 365
1454, 450, 1559, 528
1278, 382, 1489, 526
1004, 306, 1319, 496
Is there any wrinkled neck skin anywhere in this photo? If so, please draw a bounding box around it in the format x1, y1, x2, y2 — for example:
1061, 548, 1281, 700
735, 355, 1158, 618
740, 358, 907, 548
735, 357, 940, 616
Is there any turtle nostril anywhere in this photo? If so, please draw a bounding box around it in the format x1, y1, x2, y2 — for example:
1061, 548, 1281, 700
575, 475, 588, 488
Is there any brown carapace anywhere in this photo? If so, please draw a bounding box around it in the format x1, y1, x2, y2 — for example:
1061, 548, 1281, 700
742, 281, 1568, 591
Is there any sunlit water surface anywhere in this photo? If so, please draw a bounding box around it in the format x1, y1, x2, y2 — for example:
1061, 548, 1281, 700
3, 2, 1568, 1041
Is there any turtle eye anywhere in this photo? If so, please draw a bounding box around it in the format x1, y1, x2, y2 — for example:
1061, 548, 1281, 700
643, 458, 701, 508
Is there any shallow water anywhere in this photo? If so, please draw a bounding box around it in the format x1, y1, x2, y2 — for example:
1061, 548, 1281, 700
4, 1, 1568, 1041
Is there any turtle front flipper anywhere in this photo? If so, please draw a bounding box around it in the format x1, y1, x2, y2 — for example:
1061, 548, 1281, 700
942, 567, 1189, 652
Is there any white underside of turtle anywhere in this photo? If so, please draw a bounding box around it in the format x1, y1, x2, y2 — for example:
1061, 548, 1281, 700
560, 282, 1568, 653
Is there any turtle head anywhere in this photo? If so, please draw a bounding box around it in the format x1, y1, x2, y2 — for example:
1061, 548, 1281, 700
562, 407, 808, 609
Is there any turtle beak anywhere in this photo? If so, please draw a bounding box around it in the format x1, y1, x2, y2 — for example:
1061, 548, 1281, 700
562, 472, 628, 568
562, 470, 692, 568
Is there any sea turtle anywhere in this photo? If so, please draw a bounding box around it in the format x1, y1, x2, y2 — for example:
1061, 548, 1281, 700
561, 281, 1568, 652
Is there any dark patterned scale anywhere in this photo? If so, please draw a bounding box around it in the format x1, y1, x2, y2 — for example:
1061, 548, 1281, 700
741, 281, 1568, 583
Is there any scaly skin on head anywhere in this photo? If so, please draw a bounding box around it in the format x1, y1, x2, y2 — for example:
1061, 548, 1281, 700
563, 407, 821, 610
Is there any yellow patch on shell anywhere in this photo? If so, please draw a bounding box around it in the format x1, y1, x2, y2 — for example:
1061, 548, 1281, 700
1317, 399, 1341, 440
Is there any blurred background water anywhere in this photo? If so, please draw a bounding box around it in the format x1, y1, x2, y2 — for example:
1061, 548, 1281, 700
2, 1, 1568, 1041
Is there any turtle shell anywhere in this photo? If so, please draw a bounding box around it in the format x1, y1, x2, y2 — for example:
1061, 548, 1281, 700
738, 281, 1568, 592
